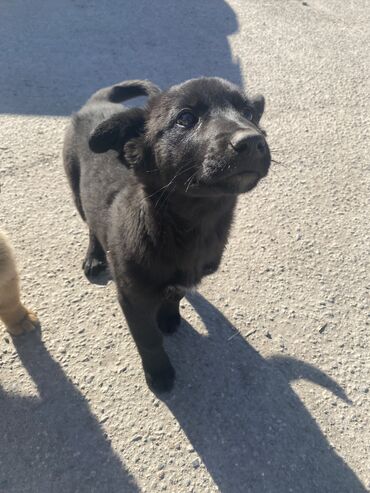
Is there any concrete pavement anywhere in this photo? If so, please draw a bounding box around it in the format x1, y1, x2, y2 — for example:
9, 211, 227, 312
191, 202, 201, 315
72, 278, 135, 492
0, 1, 369, 491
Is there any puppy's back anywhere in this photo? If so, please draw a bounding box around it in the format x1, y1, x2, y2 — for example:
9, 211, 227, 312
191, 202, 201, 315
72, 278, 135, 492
68, 79, 160, 146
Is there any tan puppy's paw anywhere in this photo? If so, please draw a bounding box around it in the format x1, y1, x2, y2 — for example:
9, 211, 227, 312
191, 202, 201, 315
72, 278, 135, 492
6, 309, 40, 336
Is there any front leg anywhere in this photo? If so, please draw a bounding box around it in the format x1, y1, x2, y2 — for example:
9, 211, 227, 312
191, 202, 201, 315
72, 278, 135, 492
157, 287, 184, 334
118, 289, 175, 393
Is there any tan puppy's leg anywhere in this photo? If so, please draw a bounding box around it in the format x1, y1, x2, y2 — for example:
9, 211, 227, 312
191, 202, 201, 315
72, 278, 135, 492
0, 230, 39, 335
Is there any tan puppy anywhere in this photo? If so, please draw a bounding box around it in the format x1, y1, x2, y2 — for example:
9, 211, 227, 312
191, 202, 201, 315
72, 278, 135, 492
0, 230, 39, 335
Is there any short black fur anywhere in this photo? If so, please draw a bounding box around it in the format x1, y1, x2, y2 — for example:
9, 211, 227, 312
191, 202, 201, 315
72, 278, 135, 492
63, 77, 270, 392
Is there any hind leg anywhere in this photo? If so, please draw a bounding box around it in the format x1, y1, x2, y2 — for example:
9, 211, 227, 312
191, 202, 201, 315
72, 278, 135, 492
64, 143, 107, 281
82, 230, 107, 280
157, 288, 184, 334
63, 138, 86, 222
0, 234, 39, 335
0, 290, 39, 336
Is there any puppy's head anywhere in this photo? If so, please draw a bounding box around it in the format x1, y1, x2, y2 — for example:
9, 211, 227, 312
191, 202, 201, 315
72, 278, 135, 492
89, 77, 270, 196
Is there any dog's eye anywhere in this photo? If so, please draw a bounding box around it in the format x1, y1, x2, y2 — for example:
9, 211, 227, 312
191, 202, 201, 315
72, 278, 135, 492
176, 110, 198, 128
242, 108, 254, 121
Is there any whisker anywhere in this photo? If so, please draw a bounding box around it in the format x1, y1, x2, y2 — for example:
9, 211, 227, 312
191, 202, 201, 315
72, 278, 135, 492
159, 164, 199, 209
185, 170, 199, 192
271, 158, 288, 168
154, 188, 170, 209
142, 164, 196, 202
150, 164, 198, 209
184, 174, 194, 189
155, 181, 177, 210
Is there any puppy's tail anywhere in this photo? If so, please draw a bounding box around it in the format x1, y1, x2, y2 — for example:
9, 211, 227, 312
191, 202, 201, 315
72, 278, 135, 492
87, 80, 161, 105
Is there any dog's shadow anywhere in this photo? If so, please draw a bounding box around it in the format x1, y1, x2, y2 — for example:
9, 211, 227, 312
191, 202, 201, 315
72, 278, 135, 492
2, 0, 242, 116
0, 330, 139, 493
163, 292, 366, 493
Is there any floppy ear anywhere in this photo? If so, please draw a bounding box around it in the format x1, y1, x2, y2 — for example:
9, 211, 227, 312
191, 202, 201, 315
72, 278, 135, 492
124, 138, 145, 168
89, 108, 145, 154
250, 94, 265, 123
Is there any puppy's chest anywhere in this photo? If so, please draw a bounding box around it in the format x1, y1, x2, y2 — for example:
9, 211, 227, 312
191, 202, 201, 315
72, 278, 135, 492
166, 229, 221, 289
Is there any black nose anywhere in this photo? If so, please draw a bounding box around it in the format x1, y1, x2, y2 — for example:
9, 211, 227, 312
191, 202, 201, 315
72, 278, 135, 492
230, 130, 266, 156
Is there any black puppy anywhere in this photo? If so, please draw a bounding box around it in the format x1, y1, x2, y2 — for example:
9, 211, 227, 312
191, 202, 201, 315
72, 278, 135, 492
63, 77, 270, 392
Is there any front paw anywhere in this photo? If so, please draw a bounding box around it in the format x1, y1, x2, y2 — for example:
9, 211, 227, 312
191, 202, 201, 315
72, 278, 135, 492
82, 255, 107, 280
157, 312, 181, 334
7, 309, 39, 336
145, 363, 175, 393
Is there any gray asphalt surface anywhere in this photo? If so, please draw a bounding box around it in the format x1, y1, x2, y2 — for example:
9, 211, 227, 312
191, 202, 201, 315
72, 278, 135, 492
0, 1, 369, 492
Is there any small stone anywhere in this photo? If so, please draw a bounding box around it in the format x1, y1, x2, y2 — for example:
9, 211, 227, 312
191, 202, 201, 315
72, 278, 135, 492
132, 435, 142, 442
265, 331, 272, 339
319, 323, 328, 334
192, 458, 200, 469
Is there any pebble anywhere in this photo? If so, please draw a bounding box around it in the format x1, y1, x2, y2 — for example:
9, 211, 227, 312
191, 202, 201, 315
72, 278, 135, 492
319, 323, 328, 334
132, 435, 143, 442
